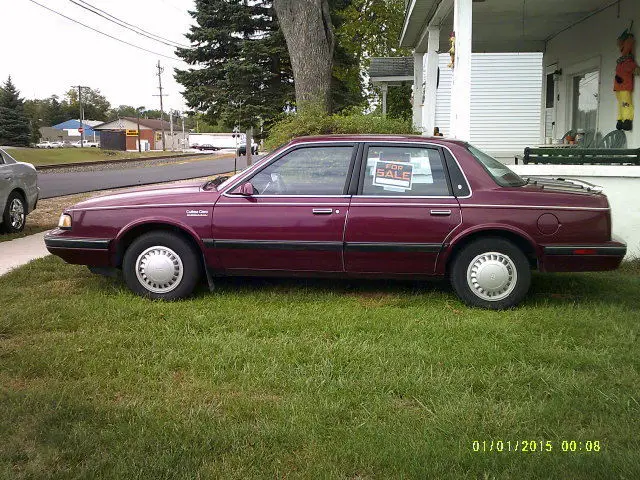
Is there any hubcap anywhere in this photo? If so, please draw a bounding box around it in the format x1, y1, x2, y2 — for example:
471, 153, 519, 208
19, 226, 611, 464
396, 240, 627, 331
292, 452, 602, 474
135, 246, 184, 294
9, 198, 25, 230
466, 252, 517, 301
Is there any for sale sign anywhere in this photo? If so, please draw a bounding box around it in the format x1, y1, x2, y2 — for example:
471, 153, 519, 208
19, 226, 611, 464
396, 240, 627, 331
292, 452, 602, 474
373, 160, 413, 190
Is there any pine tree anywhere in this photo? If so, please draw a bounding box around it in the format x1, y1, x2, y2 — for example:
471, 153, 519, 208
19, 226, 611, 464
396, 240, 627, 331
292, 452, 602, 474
0, 76, 31, 146
175, 0, 294, 137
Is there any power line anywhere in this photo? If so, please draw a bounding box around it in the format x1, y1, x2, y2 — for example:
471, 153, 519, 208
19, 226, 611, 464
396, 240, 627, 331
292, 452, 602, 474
67, 0, 191, 49
26, 0, 184, 63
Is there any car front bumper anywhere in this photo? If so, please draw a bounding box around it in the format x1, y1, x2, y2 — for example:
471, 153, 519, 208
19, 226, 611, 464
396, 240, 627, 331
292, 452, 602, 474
44, 230, 112, 267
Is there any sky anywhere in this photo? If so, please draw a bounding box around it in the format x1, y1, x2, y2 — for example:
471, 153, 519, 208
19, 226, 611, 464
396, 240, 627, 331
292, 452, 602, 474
0, 0, 196, 115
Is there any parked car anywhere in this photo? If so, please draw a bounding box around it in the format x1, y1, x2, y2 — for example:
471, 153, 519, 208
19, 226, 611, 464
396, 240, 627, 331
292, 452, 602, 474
72, 140, 99, 148
44, 135, 626, 309
35, 140, 56, 149
0, 149, 39, 233
237, 142, 258, 155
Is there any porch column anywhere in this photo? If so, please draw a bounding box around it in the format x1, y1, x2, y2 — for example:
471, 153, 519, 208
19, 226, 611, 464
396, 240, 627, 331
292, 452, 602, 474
449, 0, 472, 141
381, 83, 388, 117
413, 52, 424, 131
422, 26, 440, 136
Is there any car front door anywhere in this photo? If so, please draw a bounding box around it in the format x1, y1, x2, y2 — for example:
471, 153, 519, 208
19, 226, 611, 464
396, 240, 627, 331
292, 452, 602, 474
344, 143, 463, 275
212, 144, 357, 273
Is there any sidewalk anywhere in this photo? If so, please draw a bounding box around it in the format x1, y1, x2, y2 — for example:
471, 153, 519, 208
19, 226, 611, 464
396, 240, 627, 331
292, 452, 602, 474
0, 231, 51, 276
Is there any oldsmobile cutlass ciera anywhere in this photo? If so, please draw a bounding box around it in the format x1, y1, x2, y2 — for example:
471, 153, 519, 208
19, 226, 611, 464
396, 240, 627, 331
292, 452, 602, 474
44, 135, 626, 309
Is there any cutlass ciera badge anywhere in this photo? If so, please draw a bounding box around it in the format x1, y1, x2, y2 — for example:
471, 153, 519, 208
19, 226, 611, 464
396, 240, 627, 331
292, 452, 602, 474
186, 209, 209, 217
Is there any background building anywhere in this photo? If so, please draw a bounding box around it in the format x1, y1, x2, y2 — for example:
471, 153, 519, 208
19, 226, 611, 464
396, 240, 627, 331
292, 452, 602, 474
93, 117, 186, 151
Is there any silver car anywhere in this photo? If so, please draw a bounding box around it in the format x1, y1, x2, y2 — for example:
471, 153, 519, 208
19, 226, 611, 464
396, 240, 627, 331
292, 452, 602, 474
0, 148, 39, 233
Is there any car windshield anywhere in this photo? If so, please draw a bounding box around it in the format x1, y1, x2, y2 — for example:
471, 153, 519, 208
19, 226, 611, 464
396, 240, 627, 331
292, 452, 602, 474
467, 144, 526, 187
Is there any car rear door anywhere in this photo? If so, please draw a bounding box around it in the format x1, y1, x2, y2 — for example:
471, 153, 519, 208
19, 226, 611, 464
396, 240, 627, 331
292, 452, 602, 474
344, 143, 462, 275
212, 143, 357, 273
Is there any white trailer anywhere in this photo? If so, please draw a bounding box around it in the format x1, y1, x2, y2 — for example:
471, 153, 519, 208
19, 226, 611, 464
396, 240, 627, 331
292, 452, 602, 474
188, 133, 245, 151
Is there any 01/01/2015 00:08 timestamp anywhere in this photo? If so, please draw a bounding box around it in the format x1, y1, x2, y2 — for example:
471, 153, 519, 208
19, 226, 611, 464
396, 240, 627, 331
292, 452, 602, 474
472, 440, 602, 453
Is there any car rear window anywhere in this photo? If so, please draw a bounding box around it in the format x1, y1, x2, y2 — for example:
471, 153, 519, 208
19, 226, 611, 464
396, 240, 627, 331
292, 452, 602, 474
467, 144, 526, 187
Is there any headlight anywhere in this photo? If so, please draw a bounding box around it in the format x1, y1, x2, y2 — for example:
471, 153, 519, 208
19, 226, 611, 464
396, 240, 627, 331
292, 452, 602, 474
58, 213, 72, 229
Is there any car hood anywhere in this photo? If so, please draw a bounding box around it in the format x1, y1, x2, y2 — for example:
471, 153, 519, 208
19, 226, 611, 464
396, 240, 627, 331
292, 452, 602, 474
69, 182, 219, 210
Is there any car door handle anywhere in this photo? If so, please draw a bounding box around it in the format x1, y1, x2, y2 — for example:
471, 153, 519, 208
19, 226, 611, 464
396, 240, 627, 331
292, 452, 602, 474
430, 209, 452, 216
312, 208, 333, 215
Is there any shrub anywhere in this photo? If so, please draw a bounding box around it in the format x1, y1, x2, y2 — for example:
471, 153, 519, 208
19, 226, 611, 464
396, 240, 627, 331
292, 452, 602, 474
264, 104, 418, 150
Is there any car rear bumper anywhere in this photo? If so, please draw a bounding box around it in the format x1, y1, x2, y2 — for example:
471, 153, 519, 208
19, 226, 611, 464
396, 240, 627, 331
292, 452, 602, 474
540, 239, 627, 272
44, 230, 112, 267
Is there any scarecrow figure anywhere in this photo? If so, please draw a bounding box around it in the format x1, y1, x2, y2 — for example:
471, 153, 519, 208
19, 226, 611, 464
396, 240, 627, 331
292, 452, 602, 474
448, 32, 455, 69
615, 23, 640, 131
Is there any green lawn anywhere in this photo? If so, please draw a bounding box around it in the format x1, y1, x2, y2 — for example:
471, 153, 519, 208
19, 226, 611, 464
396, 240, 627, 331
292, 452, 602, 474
5, 148, 193, 166
1, 257, 639, 479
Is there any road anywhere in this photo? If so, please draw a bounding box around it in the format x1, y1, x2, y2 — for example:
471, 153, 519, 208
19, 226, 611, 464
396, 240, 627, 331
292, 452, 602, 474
38, 155, 260, 199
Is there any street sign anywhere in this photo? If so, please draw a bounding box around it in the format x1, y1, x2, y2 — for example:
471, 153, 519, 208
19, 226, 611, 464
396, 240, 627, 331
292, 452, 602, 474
126, 129, 139, 137
78, 127, 84, 133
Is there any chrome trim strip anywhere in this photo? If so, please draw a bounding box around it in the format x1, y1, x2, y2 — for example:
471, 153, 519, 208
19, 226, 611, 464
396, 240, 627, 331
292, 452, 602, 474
216, 202, 351, 207
349, 203, 457, 207
70, 203, 215, 212
460, 204, 610, 211
204, 239, 444, 254
44, 236, 111, 250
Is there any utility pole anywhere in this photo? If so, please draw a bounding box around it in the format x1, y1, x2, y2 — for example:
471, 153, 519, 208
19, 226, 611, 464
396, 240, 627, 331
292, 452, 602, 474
169, 109, 174, 151
181, 114, 186, 149
153, 61, 168, 151
136, 106, 145, 153
72, 85, 88, 147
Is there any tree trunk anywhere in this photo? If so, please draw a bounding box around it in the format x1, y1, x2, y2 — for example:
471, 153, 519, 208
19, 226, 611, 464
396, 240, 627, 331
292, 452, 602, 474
245, 128, 253, 166
273, 0, 335, 112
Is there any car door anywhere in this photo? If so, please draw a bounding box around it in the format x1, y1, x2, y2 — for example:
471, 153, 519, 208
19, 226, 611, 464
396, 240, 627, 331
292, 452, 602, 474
344, 143, 462, 275
212, 143, 357, 273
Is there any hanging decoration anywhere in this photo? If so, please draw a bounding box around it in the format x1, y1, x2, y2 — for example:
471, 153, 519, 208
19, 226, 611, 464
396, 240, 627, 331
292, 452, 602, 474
448, 31, 456, 69
614, 22, 640, 131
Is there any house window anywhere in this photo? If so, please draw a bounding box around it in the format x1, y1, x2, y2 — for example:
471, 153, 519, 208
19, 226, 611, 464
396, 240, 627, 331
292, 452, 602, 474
572, 70, 599, 134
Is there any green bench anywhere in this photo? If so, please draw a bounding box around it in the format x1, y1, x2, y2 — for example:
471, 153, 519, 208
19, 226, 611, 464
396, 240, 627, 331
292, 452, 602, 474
517, 147, 640, 165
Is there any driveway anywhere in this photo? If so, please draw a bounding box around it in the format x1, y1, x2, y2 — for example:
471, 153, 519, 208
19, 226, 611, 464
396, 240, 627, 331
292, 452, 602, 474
38, 155, 260, 199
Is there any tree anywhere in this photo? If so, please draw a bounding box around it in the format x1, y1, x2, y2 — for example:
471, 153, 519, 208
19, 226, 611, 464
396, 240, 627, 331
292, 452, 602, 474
273, 0, 335, 112
108, 105, 139, 120
63, 87, 111, 121
336, 0, 412, 119
0, 76, 31, 146
175, 0, 293, 141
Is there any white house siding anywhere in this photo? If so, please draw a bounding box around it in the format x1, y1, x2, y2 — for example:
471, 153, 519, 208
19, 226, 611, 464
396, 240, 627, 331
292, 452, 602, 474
434, 52, 543, 159
544, 0, 640, 148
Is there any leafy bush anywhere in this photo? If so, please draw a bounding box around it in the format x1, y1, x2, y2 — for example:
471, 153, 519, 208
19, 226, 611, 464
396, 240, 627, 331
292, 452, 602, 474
264, 104, 418, 150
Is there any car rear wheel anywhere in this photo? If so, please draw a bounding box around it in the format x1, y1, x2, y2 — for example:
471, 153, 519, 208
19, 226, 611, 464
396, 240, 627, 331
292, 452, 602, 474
122, 231, 202, 300
1, 191, 26, 234
449, 237, 531, 310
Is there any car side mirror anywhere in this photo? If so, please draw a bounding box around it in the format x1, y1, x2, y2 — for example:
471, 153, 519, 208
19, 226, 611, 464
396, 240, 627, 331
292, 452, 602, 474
232, 182, 257, 196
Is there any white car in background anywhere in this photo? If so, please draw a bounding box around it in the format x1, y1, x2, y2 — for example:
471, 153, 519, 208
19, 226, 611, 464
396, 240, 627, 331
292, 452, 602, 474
72, 140, 99, 148
0, 149, 39, 233
36, 140, 56, 149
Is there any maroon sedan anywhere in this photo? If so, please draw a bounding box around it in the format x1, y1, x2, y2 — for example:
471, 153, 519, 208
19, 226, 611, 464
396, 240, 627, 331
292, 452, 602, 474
45, 135, 626, 309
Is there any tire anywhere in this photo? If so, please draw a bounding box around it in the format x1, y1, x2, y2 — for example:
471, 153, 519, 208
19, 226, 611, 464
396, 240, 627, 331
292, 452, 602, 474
1, 191, 26, 234
122, 231, 202, 300
449, 237, 531, 310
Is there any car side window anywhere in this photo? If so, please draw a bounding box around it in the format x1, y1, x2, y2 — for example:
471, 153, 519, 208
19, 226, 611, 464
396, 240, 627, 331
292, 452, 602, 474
361, 146, 451, 197
249, 146, 354, 196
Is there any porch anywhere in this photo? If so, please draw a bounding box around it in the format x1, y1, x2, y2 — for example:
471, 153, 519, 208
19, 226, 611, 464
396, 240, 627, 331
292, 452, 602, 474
401, 0, 640, 149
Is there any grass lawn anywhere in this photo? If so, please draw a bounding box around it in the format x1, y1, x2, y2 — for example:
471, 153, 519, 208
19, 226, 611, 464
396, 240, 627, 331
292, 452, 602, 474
1, 258, 638, 478
5, 148, 193, 166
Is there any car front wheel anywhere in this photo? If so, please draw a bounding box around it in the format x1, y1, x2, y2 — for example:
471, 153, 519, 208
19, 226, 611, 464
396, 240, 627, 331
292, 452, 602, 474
449, 237, 531, 310
122, 231, 202, 300
1, 191, 26, 233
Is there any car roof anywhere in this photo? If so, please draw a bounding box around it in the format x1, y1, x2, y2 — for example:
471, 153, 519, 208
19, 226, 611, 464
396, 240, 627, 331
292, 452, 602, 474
287, 134, 469, 148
